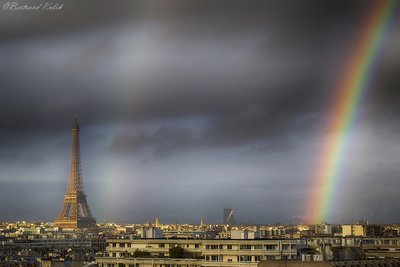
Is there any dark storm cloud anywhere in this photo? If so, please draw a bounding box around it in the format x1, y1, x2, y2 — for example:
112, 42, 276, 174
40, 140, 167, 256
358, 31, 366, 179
0, 0, 362, 38
0, 0, 367, 136
107, 85, 323, 158
109, 126, 196, 158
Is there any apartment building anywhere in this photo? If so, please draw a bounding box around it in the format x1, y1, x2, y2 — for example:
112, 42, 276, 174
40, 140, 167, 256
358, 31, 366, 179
341, 224, 383, 237
97, 239, 300, 267
96, 236, 400, 267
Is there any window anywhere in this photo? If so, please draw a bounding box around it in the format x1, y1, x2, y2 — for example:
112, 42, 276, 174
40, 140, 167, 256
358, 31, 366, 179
120, 243, 125, 248
240, 256, 251, 262
112, 243, 117, 247
112, 253, 116, 257
206, 245, 219, 250
159, 243, 165, 248
254, 245, 263, 250
282, 244, 290, 250
227, 245, 232, 250
127, 243, 131, 248
240, 245, 251, 250
228, 259, 232, 262
254, 256, 262, 262
265, 244, 276, 251
211, 255, 219, 261
195, 244, 200, 248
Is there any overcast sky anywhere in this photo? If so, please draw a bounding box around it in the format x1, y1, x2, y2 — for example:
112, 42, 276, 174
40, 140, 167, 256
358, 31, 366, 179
0, 0, 400, 225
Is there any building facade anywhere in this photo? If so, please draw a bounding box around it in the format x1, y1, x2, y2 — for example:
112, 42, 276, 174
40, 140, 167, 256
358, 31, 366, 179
96, 237, 400, 267
97, 239, 299, 267
341, 225, 383, 237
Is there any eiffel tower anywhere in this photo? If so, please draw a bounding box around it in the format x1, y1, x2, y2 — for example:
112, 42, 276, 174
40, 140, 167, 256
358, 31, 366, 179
55, 117, 96, 229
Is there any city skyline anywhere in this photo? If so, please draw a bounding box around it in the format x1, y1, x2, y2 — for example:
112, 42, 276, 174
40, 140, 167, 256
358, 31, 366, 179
0, 0, 400, 224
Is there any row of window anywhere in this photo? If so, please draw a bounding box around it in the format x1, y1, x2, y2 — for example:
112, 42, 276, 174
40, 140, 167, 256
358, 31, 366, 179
108, 253, 295, 262
111, 244, 202, 250
205, 244, 295, 250
112, 243, 132, 248
104, 264, 194, 267
204, 255, 281, 262
159, 243, 201, 248
111, 243, 295, 250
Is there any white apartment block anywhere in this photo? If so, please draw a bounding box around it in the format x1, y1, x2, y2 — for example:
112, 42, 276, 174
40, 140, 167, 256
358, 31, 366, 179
97, 239, 299, 267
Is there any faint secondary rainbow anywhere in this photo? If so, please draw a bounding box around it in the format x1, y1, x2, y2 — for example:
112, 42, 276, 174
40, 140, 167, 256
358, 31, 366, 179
307, 0, 397, 224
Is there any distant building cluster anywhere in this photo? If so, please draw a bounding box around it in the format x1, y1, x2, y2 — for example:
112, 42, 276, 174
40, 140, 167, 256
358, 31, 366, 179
2, 220, 400, 267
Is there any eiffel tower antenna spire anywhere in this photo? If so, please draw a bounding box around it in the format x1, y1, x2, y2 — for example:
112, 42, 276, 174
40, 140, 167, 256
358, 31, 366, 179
73, 112, 78, 126
55, 117, 96, 229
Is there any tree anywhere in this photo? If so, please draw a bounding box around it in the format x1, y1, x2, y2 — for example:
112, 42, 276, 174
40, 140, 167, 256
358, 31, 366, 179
132, 249, 151, 258
169, 246, 185, 258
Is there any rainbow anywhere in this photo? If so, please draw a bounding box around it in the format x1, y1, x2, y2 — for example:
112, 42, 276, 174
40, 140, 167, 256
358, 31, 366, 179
307, 0, 398, 224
